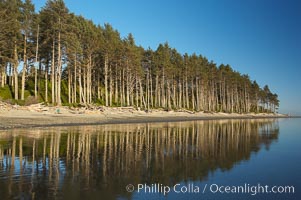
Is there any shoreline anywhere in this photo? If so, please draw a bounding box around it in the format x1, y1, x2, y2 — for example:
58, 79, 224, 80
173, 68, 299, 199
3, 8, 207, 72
0, 116, 289, 131
0, 103, 289, 130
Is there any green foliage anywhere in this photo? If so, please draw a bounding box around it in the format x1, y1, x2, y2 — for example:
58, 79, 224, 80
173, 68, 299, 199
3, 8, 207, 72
0, 86, 13, 100
94, 98, 105, 106
60, 80, 68, 104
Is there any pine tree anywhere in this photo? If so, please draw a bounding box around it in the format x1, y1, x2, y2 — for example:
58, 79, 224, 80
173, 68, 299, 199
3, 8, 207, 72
39, 0, 69, 105
20, 0, 35, 100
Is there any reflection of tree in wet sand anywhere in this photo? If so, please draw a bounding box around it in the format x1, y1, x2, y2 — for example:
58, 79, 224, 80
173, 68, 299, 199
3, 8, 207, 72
0, 119, 279, 199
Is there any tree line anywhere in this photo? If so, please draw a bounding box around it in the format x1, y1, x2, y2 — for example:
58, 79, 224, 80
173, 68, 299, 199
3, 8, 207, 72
0, 0, 279, 113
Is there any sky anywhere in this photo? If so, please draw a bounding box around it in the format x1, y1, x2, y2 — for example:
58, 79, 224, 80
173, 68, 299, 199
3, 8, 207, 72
32, 0, 301, 115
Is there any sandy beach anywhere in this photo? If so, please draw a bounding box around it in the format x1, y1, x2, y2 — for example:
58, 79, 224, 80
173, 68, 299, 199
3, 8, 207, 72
0, 102, 287, 130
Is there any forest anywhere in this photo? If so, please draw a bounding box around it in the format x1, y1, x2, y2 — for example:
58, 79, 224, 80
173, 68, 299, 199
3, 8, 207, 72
0, 0, 279, 113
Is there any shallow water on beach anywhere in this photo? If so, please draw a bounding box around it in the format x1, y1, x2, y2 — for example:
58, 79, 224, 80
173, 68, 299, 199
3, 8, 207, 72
0, 118, 300, 200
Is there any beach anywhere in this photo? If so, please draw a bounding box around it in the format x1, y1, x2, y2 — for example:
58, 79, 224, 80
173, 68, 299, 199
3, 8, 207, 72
0, 102, 287, 130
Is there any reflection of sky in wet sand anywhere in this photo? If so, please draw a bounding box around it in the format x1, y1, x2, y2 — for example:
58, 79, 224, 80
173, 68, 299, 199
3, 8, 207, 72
0, 119, 279, 199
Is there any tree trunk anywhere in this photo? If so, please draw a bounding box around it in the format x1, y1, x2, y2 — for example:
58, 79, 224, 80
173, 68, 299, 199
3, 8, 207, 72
119, 69, 123, 106
178, 80, 182, 109
196, 78, 199, 111
21, 35, 27, 100
74, 54, 77, 103
139, 78, 146, 108
109, 64, 113, 106
135, 73, 139, 107
191, 79, 195, 110
1, 67, 6, 87
115, 64, 118, 105
155, 74, 159, 107
79, 67, 84, 104
86, 55, 92, 105
45, 64, 48, 102
185, 75, 189, 109
167, 80, 171, 110
51, 40, 55, 104
56, 31, 62, 105
13, 42, 18, 100
122, 67, 125, 106
104, 54, 108, 106
68, 68, 71, 104
150, 69, 153, 108
83, 67, 86, 104
97, 71, 101, 100
34, 25, 39, 99
172, 79, 177, 109
161, 68, 165, 107
126, 60, 130, 106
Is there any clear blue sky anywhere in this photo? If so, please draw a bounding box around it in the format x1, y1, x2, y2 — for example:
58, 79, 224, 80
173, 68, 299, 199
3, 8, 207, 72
32, 0, 301, 115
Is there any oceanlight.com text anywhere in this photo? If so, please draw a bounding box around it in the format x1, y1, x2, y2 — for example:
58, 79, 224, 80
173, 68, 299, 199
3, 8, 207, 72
209, 183, 295, 195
